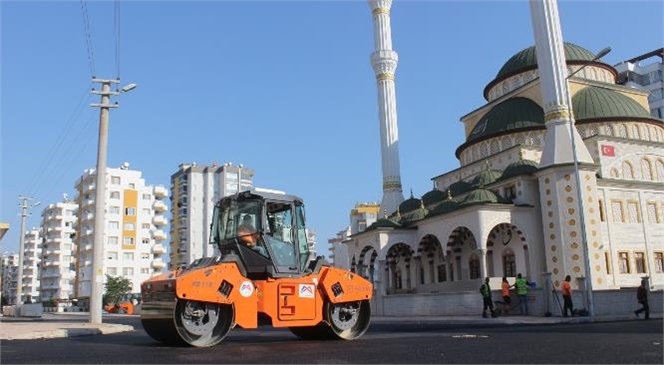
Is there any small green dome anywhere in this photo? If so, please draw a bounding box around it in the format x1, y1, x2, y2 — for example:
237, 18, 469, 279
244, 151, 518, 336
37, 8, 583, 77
400, 206, 429, 225
573, 87, 650, 120
422, 189, 447, 208
467, 97, 544, 142
448, 180, 473, 196
496, 42, 596, 79
366, 217, 402, 231
399, 196, 423, 214
471, 169, 502, 187
460, 188, 500, 207
501, 158, 539, 180
426, 197, 460, 218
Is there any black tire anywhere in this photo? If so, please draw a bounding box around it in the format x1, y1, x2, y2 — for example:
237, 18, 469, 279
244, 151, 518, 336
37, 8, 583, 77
288, 323, 335, 340
174, 299, 234, 347
325, 300, 371, 340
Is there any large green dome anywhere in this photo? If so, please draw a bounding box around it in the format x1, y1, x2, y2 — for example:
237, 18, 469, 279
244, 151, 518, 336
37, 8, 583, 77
573, 87, 651, 120
467, 97, 545, 142
496, 42, 596, 79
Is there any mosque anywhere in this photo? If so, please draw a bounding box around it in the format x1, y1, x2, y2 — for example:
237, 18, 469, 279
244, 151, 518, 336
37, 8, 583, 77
341, 0, 663, 316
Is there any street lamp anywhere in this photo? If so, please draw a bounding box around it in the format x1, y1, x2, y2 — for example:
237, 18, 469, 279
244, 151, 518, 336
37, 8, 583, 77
89, 78, 136, 324
565, 46, 611, 318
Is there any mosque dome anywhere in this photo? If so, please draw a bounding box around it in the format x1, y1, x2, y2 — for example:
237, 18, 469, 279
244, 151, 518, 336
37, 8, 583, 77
426, 194, 460, 218
366, 217, 402, 231
496, 42, 596, 80
471, 167, 502, 188
466, 97, 545, 143
398, 195, 423, 214
501, 156, 539, 180
460, 188, 505, 207
447, 180, 473, 196
573, 87, 651, 120
422, 189, 447, 208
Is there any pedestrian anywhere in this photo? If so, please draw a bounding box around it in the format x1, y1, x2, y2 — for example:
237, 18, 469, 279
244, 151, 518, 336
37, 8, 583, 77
480, 277, 496, 318
514, 273, 530, 315
561, 275, 574, 317
634, 279, 650, 320
501, 277, 512, 304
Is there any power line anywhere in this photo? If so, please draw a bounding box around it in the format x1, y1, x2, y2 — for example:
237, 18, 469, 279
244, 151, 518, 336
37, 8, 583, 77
80, 0, 96, 78
114, 0, 121, 81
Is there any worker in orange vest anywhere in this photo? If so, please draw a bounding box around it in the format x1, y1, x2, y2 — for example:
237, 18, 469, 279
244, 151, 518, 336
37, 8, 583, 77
561, 275, 574, 317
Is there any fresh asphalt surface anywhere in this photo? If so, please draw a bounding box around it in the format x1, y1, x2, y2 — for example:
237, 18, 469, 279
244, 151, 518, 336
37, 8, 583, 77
1, 316, 661, 364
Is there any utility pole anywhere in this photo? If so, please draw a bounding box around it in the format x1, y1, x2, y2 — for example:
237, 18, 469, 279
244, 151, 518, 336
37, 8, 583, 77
15, 196, 39, 315
89, 78, 119, 324
0, 222, 10, 309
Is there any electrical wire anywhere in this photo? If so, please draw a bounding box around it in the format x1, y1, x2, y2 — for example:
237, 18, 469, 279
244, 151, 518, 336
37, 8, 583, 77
80, 0, 96, 78
114, 0, 121, 81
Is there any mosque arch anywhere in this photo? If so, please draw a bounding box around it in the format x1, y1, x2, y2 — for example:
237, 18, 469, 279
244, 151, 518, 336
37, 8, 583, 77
632, 125, 640, 139
622, 161, 634, 179
618, 123, 628, 138
446, 226, 478, 281
656, 159, 664, 181
641, 158, 653, 181
486, 222, 529, 278
385, 242, 415, 294
416, 234, 444, 285
358, 245, 379, 284
604, 124, 614, 136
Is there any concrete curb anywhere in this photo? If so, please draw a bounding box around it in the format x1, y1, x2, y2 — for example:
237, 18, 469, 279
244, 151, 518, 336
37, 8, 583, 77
2, 324, 134, 341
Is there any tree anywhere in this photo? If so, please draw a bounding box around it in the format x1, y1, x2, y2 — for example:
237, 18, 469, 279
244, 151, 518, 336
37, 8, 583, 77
103, 275, 132, 306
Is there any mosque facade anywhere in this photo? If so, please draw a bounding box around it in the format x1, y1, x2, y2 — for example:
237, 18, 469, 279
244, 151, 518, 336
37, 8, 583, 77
343, 0, 663, 316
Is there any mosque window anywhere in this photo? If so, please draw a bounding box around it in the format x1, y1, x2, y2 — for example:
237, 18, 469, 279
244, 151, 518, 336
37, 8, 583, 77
604, 252, 611, 274
622, 161, 634, 179
514, 134, 525, 146
618, 252, 630, 274
588, 125, 598, 137
502, 249, 516, 277
646, 203, 659, 223
627, 201, 640, 223
490, 140, 500, 155
530, 136, 541, 146
437, 264, 447, 282
635, 252, 647, 274
472, 147, 478, 162
604, 125, 614, 136
632, 125, 640, 139
610, 168, 619, 178
643, 126, 651, 141
655, 253, 664, 273
611, 200, 624, 223
480, 144, 489, 158
641, 158, 653, 181
619, 124, 628, 138
469, 254, 480, 279
598, 199, 606, 222
656, 160, 664, 181
502, 137, 512, 149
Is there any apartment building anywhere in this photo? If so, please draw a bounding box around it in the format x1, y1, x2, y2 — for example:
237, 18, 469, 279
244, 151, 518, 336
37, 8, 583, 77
74, 163, 168, 308
169, 162, 254, 269
615, 48, 664, 119
39, 202, 77, 302
21, 228, 42, 303
1, 253, 18, 305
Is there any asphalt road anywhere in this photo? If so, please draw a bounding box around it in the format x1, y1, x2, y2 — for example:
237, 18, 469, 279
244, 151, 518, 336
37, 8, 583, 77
1, 317, 661, 364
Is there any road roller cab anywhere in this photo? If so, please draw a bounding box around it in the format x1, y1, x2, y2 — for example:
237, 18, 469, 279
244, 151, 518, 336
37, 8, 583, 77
140, 189, 373, 347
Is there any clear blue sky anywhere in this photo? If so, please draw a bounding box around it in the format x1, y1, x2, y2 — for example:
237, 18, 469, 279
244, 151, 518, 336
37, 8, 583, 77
1, 0, 662, 260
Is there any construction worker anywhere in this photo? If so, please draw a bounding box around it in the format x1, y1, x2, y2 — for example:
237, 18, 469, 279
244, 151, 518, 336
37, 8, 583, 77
561, 275, 574, 317
237, 224, 267, 256
480, 277, 496, 318
515, 273, 530, 315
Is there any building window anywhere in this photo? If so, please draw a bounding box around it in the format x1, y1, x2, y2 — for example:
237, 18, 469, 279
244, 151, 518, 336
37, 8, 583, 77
604, 125, 614, 136
619, 124, 628, 138
599, 199, 606, 222
141, 253, 150, 259
622, 162, 634, 179
655, 253, 663, 273
419, 266, 425, 284
110, 191, 120, 199
125, 207, 136, 216
108, 221, 119, 229
123, 252, 134, 261
109, 206, 120, 214
123, 237, 135, 246
503, 249, 516, 277
142, 223, 150, 229
142, 208, 150, 215
122, 268, 134, 276
142, 194, 152, 200
611, 201, 624, 223
604, 252, 611, 274
124, 222, 136, 231
107, 236, 118, 245
107, 252, 118, 260
142, 238, 150, 244
469, 254, 480, 279
656, 160, 664, 181
634, 252, 646, 274
128, 183, 135, 189
641, 159, 653, 181
106, 267, 117, 276
618, 252, 630, 274
627, 201, 640, 223
505, 185, 517, 200
646, 202, 659, 223
111, 176, 121, 185
140, 268, 150, 274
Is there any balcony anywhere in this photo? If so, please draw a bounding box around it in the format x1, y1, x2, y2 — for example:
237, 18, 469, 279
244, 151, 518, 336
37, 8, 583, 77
151, 259, 165, 269
153, 201, 167, 212
152, 215, 167, 227
152, 244, 166, 255
154, 185, 168, 199
153, 230, 167, 241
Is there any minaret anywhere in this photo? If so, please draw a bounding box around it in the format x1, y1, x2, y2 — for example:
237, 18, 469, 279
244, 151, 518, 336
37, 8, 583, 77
530, 0, 608, 312
368, 0, 404, 215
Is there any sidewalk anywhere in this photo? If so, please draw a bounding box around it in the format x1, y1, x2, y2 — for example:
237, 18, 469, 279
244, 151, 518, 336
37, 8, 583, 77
0, 312, 659, 341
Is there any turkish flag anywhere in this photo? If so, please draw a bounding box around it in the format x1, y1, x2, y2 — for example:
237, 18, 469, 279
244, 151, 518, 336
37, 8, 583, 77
601, 145, 615, 157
